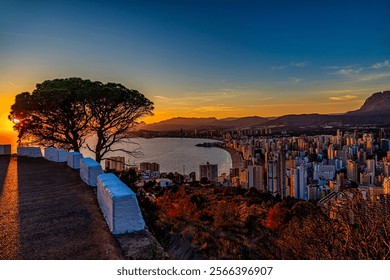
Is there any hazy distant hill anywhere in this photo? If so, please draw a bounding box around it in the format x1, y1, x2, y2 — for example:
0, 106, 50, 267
141, 91, 390, 131
143, 116, 269, 131
142, 117, 218, 131
214, 116, 268, 128
266, 114, 340, 127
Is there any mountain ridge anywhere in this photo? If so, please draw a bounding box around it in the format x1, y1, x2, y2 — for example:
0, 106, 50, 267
141, 90, 390, 131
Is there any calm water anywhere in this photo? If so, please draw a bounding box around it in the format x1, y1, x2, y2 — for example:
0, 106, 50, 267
82, 138, 232, 179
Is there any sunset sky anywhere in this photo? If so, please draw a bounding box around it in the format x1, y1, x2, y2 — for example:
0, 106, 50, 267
1, 0, 390, 143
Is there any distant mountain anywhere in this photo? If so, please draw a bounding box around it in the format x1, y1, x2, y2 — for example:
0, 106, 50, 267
142, 116, 269, 131
266, 114, 337, 127
142, 117, 217, 131
347, 90, 390, 115
214, 116, 268, 128
141, 90, 390, 132
268, 91, 390, 128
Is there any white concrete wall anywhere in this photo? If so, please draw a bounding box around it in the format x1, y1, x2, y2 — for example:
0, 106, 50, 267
80, 157, 103, 187
97, 173, 145, 234
17, 147, 43, 158
67, 152, 83, 169
0, 145, 11, 155
44, 148, 67, 162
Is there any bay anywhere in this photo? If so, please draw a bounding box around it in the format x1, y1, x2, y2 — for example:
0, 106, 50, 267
81, 137, 232, 180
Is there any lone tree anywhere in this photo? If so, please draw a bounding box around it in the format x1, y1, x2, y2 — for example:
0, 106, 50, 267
87, 82, 154, 162
9, 77, 154, 161
9, 78, 93, 151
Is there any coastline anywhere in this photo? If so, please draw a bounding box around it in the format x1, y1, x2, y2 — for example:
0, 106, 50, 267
219, 146, 244, 170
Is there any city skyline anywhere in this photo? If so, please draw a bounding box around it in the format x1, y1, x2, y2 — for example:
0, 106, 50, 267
1, 0, 390, 142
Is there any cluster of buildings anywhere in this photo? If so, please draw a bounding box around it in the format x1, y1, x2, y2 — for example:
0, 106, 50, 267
105, 157, 162, 179
105, 154, 221, 186
105, 128, 390, 206
222, 128, 390, 202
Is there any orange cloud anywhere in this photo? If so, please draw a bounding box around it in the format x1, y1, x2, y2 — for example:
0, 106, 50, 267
329, 95, 358, 101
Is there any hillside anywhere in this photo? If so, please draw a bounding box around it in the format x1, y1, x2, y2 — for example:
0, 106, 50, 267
134, 184, 390, 260
268, 90, 390, 127
141, 90, 390, 131
347, 90, 390, 115
142, 117, 218, 131
216, 116, 269, 128
142, 116, 268, 131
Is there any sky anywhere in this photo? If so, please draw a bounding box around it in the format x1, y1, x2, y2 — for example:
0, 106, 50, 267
1, 0, 390, 143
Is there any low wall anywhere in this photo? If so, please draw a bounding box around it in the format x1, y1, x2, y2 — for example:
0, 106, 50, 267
0, 145, 11, 155
97, 173, 145, 234
17, 147, 43, 158
44, 147, 67, 162
67, 152, 83, 169
80, 157, 103, 187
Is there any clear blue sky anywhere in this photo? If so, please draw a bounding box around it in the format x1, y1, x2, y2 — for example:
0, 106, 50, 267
1, 0, 390, 127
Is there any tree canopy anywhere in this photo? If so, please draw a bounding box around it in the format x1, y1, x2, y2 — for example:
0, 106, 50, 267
9, 77, 154, 161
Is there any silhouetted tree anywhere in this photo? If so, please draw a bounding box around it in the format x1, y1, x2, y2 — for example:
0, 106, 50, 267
9, 78, 93, 151
86, 82, 153, 162
9, 78, 154, 161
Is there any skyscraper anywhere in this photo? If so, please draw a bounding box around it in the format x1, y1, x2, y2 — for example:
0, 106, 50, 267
267, 160, 279, 195
199, 163, 218, 182
347, 160, 358, 183
291, 166, 308, 200
247, 165, 265, 191
366, 159, 375, 186
105, 156, 125, 172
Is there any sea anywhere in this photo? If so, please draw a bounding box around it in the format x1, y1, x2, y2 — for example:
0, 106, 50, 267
81, 137, 232, 180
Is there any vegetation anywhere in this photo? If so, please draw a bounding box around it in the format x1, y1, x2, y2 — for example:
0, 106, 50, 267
132, 183, 390, 260
9, 78, 154, 161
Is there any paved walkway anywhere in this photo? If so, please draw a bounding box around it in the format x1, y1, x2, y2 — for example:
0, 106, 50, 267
0, 156, 123, 260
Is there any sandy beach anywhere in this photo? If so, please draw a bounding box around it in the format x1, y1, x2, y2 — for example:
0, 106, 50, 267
219, 147, 244, 170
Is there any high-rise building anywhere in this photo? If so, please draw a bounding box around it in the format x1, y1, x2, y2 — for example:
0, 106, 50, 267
366, 159, 376, 186
199, 163, 218, 182
335, 158, 343, 171
366, 140, 374, 155
247, 165, 265, 191
267, 160, 279, 195
278, 152, 286, 197
140, 162, 160, 173
105, 156, 125, 172
381, 139, 390, 152
328, 145, 334, 159
140, 162, 160, 178
313, 164, 336, 181
291, 166, 307, 200
347, 160, 358, 182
